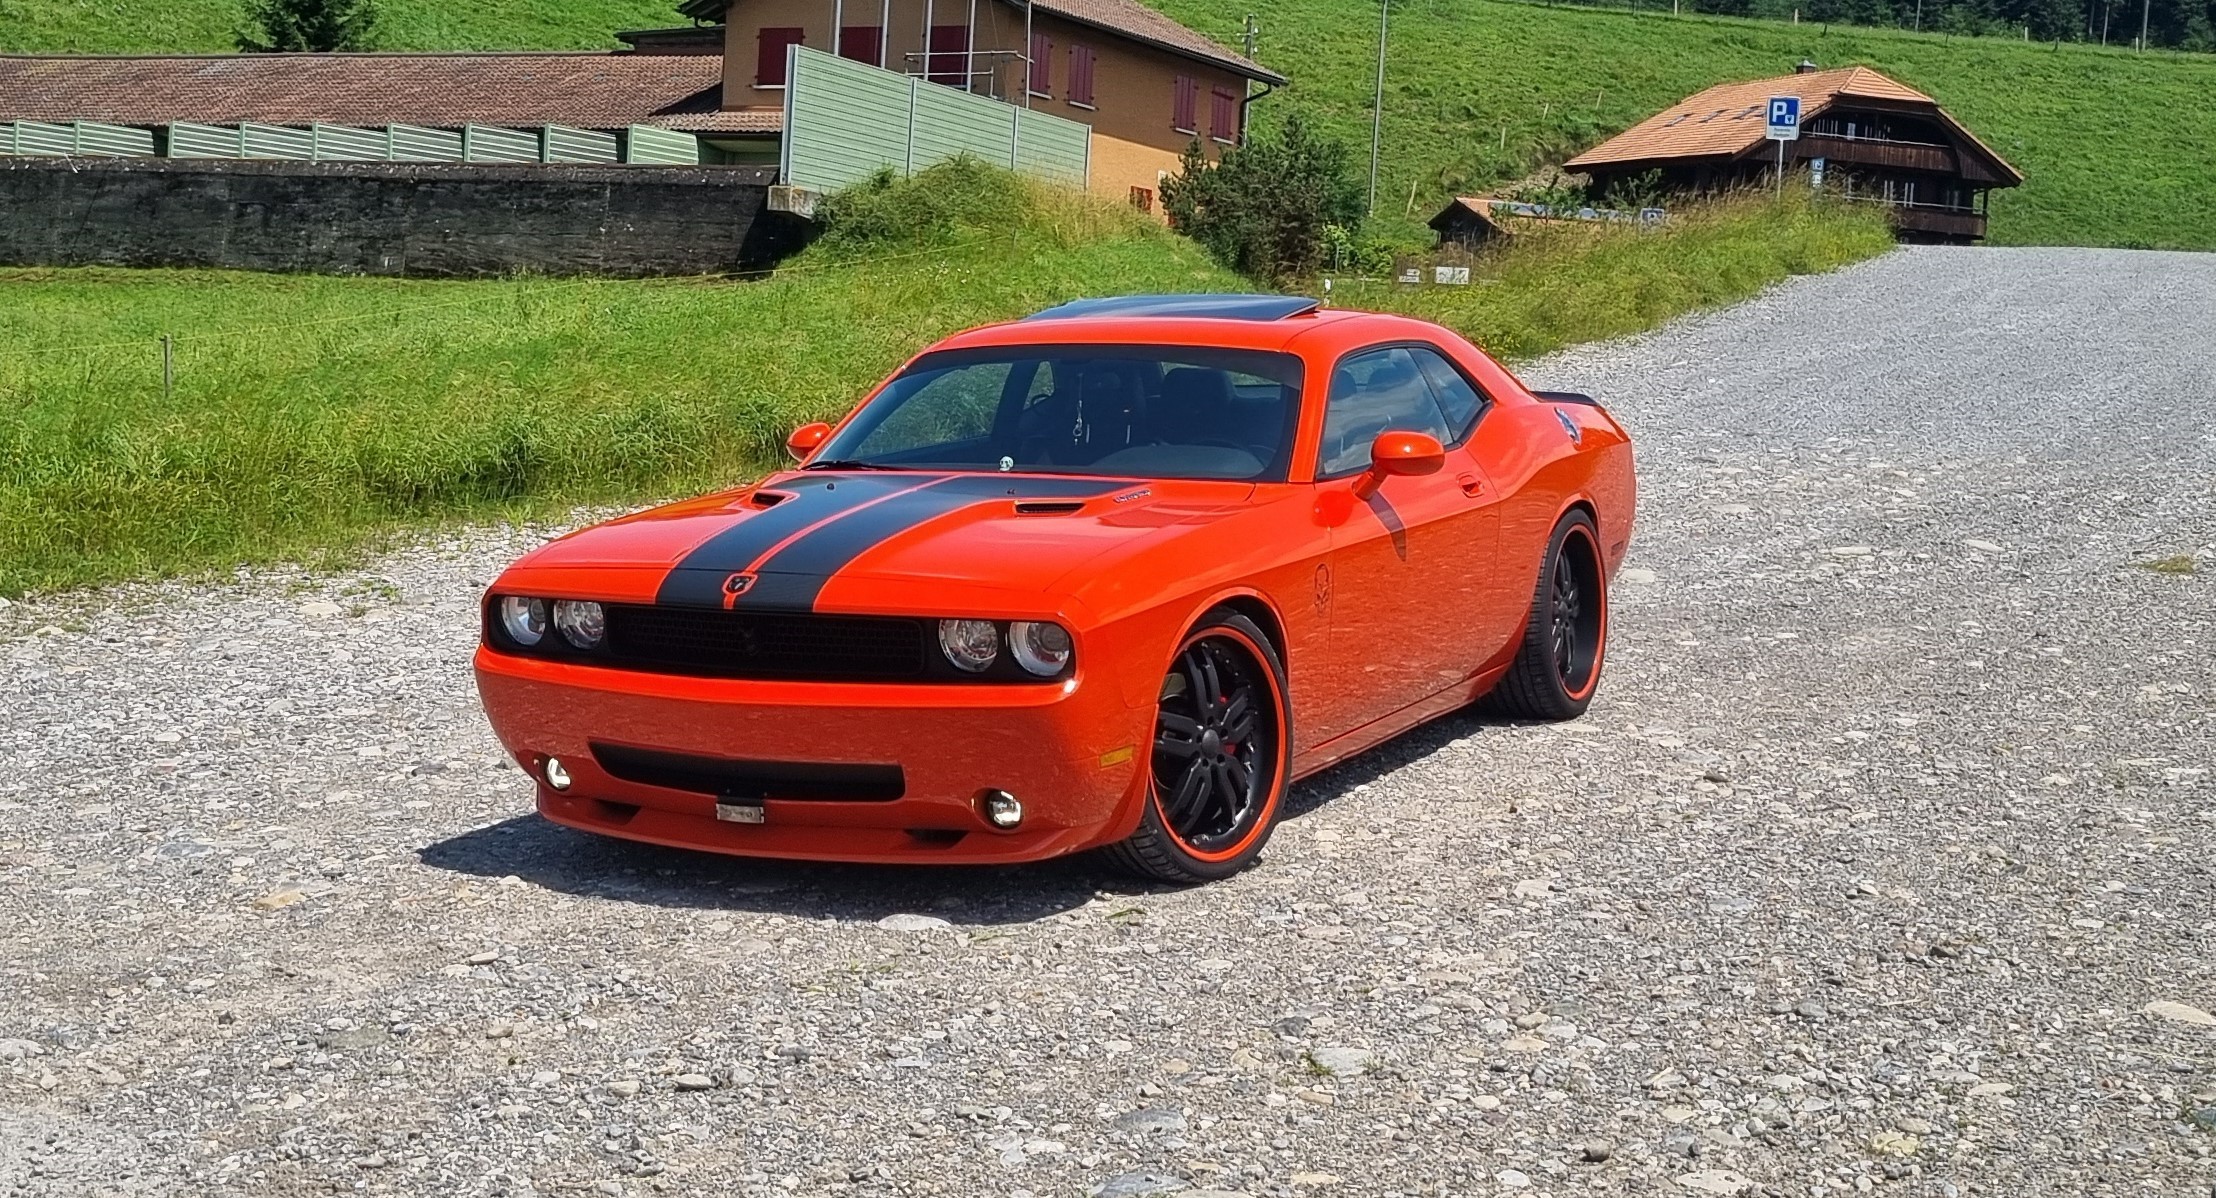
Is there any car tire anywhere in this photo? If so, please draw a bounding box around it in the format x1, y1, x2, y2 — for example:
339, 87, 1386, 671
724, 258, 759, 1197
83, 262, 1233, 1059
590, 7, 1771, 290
1101, 608, 1291, 884
1485, 508, 1608, 721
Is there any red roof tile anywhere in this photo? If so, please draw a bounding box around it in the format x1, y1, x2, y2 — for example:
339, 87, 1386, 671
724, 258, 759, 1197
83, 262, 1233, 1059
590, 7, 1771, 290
0, 53, 725, 130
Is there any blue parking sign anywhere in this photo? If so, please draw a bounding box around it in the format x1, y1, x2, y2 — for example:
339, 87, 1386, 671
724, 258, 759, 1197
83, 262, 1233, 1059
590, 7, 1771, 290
1767, 95, 1801, 141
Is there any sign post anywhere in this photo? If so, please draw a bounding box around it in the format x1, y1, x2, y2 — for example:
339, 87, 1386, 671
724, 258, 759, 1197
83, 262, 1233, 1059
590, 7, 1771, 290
1765, 95, 1801, 200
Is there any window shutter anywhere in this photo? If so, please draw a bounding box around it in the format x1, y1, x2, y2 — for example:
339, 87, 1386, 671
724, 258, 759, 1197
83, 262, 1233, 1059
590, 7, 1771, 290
1068, 45, 1095, 106
756, 28, 803, 86
838, 26, 881, 66
1211, 87, 1239, 142
928, 25, 968, 86
1028, 33, 1052, 95
1172, 75, 1197, 132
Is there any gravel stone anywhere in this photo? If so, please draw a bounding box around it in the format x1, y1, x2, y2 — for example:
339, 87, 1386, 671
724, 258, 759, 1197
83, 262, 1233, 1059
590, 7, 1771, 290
1, 247, 2210, 1196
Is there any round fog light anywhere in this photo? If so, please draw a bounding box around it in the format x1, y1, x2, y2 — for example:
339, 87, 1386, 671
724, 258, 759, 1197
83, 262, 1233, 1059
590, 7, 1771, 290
543, 757, 572, 791
979, 790, 1023, 829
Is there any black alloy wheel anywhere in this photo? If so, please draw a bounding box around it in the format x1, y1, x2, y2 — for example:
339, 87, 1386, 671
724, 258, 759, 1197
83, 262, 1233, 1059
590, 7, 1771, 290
1103, 609, 1288, 884
1484, 509, 1608, 721
1152, 637, 1268, 854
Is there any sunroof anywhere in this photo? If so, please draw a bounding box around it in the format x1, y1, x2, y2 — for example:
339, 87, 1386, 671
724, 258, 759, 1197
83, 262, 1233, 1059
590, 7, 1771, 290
1024, 294, 1321, 322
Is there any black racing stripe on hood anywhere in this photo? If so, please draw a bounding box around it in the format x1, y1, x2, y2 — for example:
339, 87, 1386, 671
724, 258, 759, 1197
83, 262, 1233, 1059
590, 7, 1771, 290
653, 474, 943, 608
729, 475, 1135, 612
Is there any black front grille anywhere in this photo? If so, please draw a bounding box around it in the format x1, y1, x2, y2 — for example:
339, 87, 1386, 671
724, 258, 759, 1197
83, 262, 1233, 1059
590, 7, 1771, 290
603, 606, 927, 681
593, 743, 905, 801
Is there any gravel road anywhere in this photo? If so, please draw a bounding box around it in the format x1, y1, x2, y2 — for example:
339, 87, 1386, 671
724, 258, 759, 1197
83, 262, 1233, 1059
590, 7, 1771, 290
3, 246, 2212, 1198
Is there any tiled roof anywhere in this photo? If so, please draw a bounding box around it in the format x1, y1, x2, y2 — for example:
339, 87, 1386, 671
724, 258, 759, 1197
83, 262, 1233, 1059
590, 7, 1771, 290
0, 53, 725, 130
1035, 0, 1281, 83
679, 0, 1281, 82
647, 109, 785, 133
1565, 65, 2017, 184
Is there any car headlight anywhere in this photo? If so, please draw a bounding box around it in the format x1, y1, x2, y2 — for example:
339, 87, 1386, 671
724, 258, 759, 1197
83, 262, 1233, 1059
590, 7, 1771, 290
1008, 621, 1073, 676
553, 600, 606, 650
938, 619, 1000, 673
497, 596, 549, 647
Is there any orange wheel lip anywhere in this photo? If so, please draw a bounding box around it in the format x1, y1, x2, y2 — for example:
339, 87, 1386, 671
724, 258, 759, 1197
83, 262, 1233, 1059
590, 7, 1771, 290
1559, 523, 1606, 702
1151, 624, 1287, 863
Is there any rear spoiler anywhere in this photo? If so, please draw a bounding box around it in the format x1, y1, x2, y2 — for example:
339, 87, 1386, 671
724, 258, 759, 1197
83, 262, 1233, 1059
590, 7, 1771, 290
1534, 390, 1602, 407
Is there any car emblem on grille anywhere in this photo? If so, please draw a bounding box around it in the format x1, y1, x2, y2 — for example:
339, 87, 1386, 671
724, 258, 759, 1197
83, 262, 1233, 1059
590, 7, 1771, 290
721, 572, 756, 609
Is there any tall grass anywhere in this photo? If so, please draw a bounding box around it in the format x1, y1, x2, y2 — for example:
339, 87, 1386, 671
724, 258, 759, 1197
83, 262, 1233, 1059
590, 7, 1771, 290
1343, 189, 1895, 361
0, 163, 1885, 595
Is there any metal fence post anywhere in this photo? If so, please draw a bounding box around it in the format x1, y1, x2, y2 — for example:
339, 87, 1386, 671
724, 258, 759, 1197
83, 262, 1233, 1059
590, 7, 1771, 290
906, 77, 920, 176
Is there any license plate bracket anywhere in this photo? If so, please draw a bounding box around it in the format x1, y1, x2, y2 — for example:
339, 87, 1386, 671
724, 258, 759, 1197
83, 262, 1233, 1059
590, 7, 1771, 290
714, 798, 767, 824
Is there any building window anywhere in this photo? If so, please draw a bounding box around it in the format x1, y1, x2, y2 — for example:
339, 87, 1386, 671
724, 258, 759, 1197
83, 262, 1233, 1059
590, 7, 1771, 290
1210, 85, 1239, 143
756, 27, 804, 87
1129, 185, 1153, 213
838, 26, 882, 66
927, 25, 968, 87
1067, 44, 1096, 107
1172, 74, 1198, 134
1028, 32, 1053, 96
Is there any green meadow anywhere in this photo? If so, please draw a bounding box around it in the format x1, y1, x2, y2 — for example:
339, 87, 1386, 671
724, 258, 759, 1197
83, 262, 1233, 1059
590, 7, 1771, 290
0, 167, 1889, 595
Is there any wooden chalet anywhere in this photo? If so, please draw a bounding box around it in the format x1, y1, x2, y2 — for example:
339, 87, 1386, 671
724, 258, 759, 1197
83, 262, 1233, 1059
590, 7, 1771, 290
1564, 62, 2022, 243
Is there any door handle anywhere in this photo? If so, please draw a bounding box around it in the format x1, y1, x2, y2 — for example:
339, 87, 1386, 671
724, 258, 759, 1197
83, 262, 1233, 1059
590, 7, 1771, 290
1457, 472, 1486, 498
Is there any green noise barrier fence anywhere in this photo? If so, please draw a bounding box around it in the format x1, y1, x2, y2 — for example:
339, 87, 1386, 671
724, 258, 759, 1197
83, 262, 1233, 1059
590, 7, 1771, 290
1, 120, 702, 166
780, 45, 1089, 194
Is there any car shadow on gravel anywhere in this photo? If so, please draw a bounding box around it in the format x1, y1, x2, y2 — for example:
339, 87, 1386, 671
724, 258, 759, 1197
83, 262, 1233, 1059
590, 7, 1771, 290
419, 711, 1507, 921
418, 816, 1105, 925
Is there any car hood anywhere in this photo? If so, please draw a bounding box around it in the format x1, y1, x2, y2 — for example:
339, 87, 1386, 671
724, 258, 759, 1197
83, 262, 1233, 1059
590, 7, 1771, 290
503, 471, 1258, 616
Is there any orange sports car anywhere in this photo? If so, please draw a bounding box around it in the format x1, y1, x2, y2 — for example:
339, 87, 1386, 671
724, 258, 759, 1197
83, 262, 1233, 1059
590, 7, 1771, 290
474, 295, 1634, 882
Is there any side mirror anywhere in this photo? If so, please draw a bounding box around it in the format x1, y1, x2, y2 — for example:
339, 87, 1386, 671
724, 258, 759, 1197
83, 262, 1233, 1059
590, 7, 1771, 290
785, 421, 832, 461
1351, 430, 1446, 499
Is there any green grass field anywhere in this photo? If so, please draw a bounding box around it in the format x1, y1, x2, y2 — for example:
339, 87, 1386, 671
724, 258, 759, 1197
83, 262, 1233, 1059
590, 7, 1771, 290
0, 0, 676, 53
5, 0, 2212, 248
0, 166, 1888, 595
1150, 0, 2216, 249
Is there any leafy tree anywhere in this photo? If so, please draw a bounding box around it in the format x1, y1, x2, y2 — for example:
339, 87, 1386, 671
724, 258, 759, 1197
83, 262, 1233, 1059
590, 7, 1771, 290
237, 0, 378, 52
1159, 113, 1366, 284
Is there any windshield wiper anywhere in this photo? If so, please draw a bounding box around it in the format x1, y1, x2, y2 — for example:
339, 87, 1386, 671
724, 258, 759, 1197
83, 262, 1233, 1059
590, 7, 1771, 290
799, 459, 903, 471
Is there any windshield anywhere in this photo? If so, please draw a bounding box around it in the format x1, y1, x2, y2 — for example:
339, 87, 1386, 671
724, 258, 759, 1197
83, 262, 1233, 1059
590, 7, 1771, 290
813, 345, 1305, 481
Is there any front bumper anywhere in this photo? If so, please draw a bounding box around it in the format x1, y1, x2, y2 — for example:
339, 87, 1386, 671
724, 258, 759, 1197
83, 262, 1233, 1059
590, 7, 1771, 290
473, 646, 1153, 864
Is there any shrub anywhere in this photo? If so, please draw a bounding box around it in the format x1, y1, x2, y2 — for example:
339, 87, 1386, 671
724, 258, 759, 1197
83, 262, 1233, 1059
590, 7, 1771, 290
1159, 113, 1366, 284
236, 0, 377, 51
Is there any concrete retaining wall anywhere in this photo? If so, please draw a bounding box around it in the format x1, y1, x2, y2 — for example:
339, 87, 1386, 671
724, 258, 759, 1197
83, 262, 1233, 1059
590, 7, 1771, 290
0, 157, 811, 277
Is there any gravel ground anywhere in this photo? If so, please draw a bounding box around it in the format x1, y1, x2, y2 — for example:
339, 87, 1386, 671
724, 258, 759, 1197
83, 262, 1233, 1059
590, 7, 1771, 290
3, 246, 2212, 1198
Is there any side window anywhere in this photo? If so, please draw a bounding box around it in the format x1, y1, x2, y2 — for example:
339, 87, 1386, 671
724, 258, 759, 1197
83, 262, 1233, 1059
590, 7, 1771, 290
1317, 347, 1454, 478
1408, 345, 1488, 440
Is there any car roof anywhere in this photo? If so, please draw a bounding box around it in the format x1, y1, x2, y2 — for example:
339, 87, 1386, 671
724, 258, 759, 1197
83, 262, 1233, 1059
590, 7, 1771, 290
933, 306, 1452, 356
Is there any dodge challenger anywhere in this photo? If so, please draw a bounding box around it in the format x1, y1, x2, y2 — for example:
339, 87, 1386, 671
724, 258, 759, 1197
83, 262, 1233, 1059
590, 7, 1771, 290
474, 294, 1635, 882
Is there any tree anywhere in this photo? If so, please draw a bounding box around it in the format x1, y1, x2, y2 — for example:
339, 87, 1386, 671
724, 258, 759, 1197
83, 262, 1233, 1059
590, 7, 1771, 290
237, 0, 378, 52
1158, 113, 1366, 284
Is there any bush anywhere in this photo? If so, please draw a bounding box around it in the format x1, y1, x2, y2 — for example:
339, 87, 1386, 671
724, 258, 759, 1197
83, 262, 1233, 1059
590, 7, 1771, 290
1159, 113, 1367, 284
236, 0, 377, 51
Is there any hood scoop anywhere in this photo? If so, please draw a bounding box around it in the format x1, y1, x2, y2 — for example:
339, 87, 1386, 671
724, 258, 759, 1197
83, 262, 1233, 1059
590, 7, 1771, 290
1013, 500, 1088, 516
745, 489, 794, 508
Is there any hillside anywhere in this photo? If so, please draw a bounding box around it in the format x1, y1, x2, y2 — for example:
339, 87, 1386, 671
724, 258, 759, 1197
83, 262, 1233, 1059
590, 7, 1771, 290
1151, 0, 2216, 249
4, 0, 2210, 247
0, 0, 675, 53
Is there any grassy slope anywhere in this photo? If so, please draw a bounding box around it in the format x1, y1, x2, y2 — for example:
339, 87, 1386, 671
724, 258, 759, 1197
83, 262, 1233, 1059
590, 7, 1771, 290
1152, 0, 2216, 250
4, 0, 2208, 245
0, 0, 677, 53
0, 166, 1887, 595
